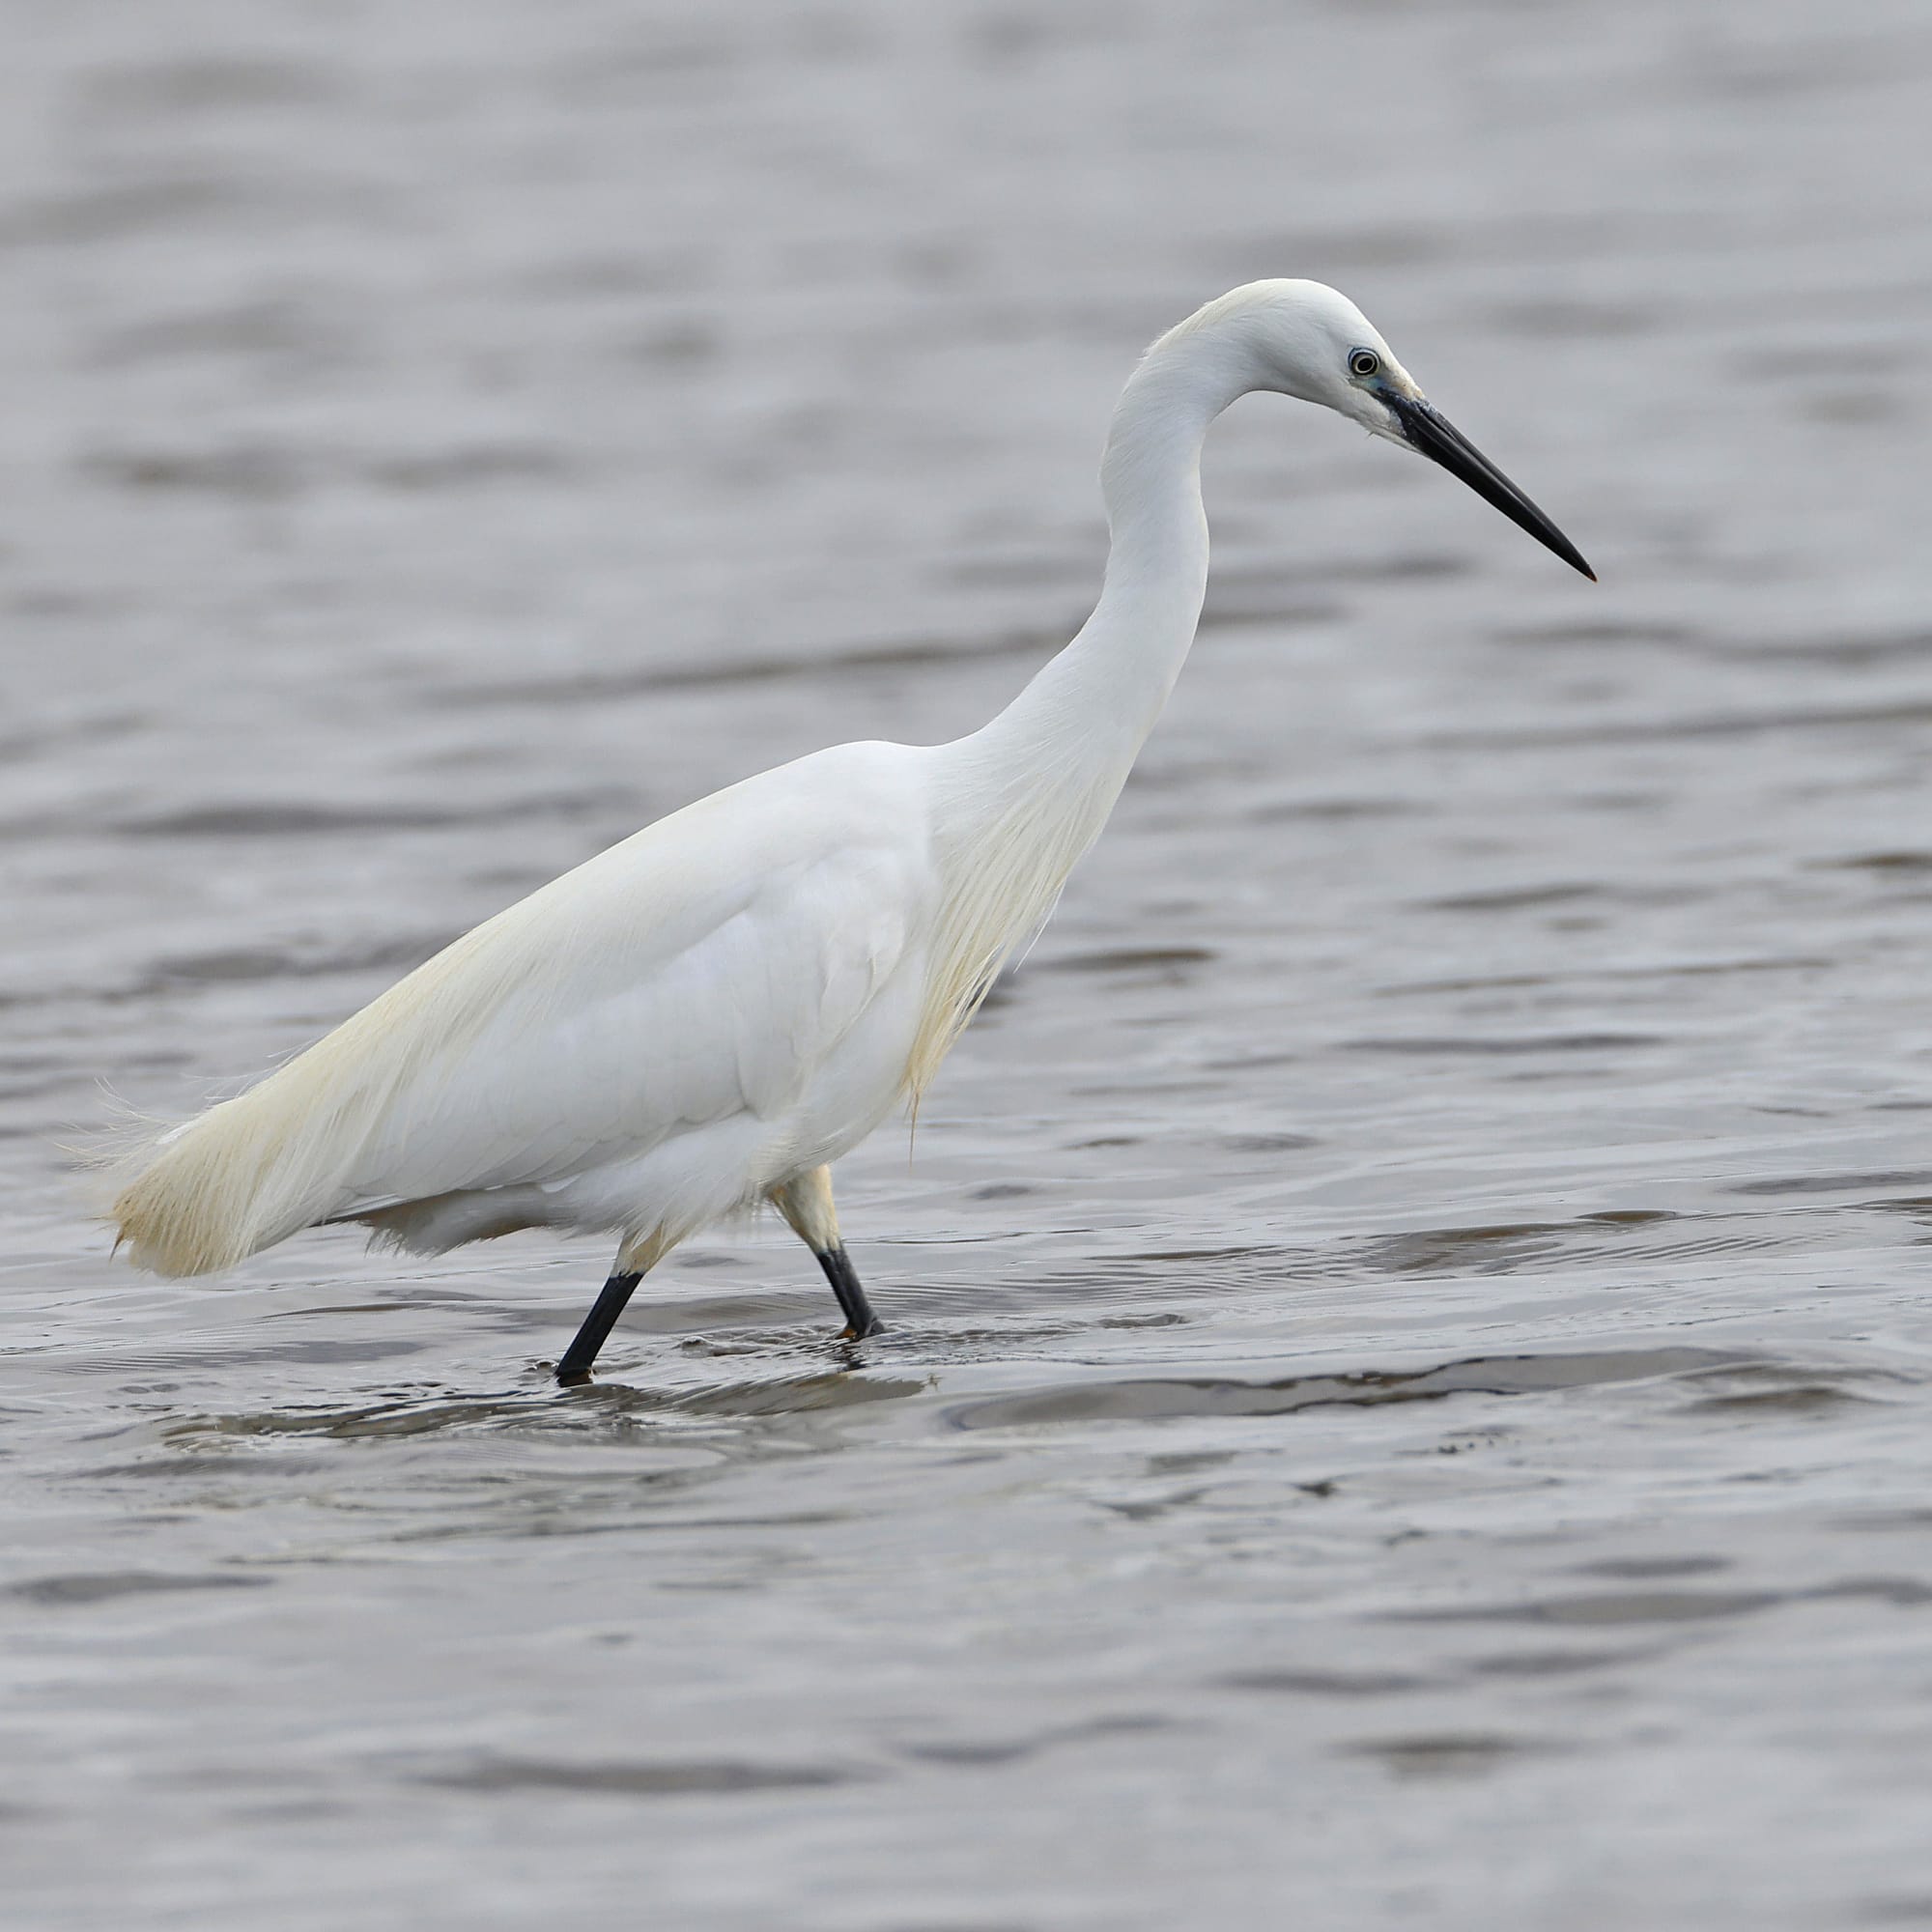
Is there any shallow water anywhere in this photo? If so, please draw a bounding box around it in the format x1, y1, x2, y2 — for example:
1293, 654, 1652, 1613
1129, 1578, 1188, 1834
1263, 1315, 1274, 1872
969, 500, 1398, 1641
6, 1, 1932, 1925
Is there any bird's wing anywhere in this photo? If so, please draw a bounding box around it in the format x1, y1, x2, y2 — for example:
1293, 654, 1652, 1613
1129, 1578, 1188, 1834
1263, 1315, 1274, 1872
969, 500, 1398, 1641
307, 743, 933, 1215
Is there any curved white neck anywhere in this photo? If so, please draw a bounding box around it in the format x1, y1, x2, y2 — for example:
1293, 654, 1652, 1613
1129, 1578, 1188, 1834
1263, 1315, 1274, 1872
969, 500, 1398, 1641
906, 329, 1253, 1092
943, 332, 1250, 829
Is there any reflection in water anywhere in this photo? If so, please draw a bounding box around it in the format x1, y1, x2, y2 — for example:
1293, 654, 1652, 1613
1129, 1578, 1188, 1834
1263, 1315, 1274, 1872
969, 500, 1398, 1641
161, 1368, 932, 1442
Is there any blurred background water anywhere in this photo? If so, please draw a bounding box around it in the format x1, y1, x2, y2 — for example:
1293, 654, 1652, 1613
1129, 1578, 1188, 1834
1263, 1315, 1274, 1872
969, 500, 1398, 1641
5, 1, 1932, 1925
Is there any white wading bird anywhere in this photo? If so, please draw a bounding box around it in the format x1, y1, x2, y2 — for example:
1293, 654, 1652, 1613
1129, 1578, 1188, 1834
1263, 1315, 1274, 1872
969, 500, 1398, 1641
109, 281, 1591, 1381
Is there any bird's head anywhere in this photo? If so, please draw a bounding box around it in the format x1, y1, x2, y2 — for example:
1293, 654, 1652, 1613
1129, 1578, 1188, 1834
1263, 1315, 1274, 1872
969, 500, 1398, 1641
1163, 279, 1595, 581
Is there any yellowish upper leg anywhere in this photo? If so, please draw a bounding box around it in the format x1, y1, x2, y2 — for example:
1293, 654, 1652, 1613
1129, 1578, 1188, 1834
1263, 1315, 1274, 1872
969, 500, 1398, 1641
768, 1166, 840, 1255
614, 1223, 678, 1277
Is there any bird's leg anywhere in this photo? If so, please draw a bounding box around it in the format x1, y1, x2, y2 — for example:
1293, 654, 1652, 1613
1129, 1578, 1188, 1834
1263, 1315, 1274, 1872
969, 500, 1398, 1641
555, 1227, 673, 1384
770, 1166, 882, 1340
816, 1245, 881, 1343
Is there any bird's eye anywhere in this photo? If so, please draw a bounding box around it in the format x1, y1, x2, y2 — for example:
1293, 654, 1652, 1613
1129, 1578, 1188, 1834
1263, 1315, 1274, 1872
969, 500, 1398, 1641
1349, 349, 1380, 380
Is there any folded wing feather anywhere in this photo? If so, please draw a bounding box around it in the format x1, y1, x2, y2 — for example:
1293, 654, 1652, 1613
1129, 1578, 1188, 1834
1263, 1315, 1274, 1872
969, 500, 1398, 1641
111, 743, 932, 1274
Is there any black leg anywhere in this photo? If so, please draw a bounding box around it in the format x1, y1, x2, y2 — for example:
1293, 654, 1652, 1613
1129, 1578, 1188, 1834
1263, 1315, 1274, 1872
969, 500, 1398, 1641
814, 1243, 882, 1340
556, 1271, 643, 1383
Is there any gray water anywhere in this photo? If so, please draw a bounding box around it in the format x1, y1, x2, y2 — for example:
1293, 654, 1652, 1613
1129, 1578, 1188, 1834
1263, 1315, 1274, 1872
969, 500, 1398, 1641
6, 2, 1932, 1925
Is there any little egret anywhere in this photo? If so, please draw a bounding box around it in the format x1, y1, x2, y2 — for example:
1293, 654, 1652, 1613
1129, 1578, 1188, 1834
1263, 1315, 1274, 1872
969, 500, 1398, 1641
108, 280, 1591, 1380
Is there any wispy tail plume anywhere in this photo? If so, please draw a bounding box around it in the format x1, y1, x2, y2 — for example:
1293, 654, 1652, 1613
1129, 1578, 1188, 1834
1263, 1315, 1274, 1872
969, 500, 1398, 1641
105, 1065, 363, 1276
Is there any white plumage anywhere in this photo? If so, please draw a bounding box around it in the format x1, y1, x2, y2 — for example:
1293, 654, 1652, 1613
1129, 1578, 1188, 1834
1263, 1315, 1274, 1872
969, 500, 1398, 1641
108, 280, 1589, 1376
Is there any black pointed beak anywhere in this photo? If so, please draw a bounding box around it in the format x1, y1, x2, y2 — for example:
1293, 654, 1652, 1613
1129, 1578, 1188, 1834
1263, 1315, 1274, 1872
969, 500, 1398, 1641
1388, 394, 1595, 581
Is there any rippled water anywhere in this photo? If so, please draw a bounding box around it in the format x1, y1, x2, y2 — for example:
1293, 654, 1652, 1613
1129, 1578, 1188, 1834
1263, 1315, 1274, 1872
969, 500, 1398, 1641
7, 2, 1932, 1925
